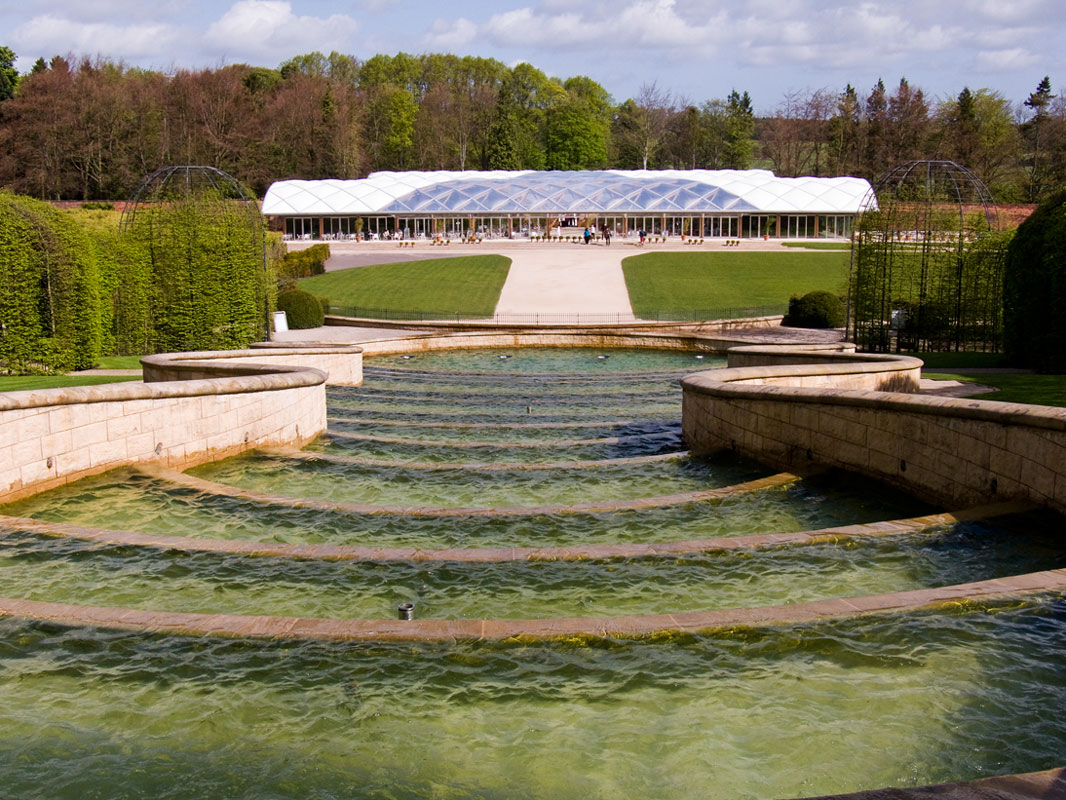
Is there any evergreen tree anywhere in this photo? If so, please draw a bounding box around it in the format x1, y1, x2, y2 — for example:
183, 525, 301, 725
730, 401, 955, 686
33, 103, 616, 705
723, 89, 754, 168
828, 83, 862, 175
863, 79, 889, 178
1022, 76, 1056, 200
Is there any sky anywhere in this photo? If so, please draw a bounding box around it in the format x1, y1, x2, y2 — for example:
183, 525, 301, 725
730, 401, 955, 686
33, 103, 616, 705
1, 0, 1063, 113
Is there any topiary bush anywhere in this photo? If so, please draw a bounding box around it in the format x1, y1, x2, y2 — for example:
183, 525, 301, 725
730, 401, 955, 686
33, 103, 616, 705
277, 289, 324, 329
784, 290, 845, 329
1004, 189, 1066, 372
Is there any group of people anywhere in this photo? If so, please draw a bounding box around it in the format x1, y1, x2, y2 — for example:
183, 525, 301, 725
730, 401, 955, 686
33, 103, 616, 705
581, 226, 614, 246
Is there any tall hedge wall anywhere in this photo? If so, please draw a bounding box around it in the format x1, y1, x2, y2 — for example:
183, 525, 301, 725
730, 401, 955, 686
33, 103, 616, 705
1, 187, 271, 374
0, 191, 102, 373
1004, 189, 1066, 371
124, 190, 268, 352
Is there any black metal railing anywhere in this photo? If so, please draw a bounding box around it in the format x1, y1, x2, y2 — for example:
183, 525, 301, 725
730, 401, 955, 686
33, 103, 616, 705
326, 305, 788, 325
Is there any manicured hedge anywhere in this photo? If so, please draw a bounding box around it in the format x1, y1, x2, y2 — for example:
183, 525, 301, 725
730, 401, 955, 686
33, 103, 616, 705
122, 189, 269, 352
278, 243, 330, 287
1, 186, 271, 373
0, 191, 102, 373
783, 290, 845, 328
1004, 189, 1066, 372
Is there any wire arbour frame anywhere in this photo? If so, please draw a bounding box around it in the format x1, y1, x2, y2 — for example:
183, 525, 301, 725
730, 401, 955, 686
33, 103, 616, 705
846, 160, 1006, 354
120, 165, 261, 231
119, 165, 270, 344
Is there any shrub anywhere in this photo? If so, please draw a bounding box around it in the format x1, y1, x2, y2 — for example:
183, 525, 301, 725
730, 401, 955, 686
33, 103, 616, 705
277, 289, 324, 329
784, 290, 845, 328
317, 296, 330, 315
278, 243, 330, 287
1004, 189, 1066, 372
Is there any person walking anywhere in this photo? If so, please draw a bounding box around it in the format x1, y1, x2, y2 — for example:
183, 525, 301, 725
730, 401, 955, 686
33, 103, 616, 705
583, 227, 592, 245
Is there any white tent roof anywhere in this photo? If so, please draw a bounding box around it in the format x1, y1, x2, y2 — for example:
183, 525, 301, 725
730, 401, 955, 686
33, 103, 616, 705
262, 169, 872, 216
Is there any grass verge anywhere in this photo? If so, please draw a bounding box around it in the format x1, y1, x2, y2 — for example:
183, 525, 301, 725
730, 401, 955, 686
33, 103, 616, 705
902, 352, 1009, 369
922, 373, 1066, 407
94, 355, 146, 370
0, 375, 142, 392
297, 255, 511, 316
781, 242, 852, 250
622, 251, 849, 316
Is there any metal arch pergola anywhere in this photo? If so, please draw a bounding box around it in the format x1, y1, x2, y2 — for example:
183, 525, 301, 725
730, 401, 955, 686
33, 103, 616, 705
120, 165, 260, 231
119, 165, 270, 339
847, 160, 1005, 354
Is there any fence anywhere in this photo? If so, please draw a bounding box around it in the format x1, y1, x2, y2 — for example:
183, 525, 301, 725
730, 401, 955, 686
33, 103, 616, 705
326, 305, 788, 325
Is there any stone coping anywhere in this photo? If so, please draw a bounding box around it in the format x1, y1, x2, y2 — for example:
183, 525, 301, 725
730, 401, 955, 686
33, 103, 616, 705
794, 766, 1066, 800
347, 329, 756, 355
150, 465, 799, 517
684, 348, 1066, 434
0, 568, 1062, 643
0, 502, 1030, 564
265, 448, 688, 471
0, 364, 326, 411
140, 346, 362, 384
322, 428, 676, 449
324, 416, 650, 430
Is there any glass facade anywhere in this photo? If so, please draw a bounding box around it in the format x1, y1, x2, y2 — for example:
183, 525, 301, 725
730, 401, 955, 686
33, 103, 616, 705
268, 171, 867, 241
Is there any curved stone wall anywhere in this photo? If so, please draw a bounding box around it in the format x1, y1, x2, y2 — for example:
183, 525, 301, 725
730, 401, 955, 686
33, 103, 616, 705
351, 329, 753, 356
682, 345, 1066, 513
141, 346, 363, 385
0, 345, 363, 503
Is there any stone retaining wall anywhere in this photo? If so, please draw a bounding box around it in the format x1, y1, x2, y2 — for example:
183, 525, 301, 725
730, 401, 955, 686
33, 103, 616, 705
682, 345, 1066, 512
141, 346, 363, 385
353, 330, 749, 356
0, 345, 363, 503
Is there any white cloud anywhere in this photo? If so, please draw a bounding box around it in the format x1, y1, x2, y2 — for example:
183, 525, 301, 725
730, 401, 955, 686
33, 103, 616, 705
204, 1, 359, 61
16, 0, 189, 23
11, 14, 182, 60
354, 0, 399, 11
426, 0, 727, 53
482, 8, 591, 47
423, 17, 478, 50
975, 47, 1039, 71
962, 0, 1047, 21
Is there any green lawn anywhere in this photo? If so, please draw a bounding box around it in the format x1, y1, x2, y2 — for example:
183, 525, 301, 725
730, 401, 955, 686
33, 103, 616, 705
922, 372, 1066, 407
902, 351, 1009, 369
0, 375, 142, 392
622, 251, 849, 317
297, 255, 511, 316
94, 355, 146, 370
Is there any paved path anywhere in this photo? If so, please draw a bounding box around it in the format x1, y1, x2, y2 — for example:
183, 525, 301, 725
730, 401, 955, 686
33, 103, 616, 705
495, 243, 634, 315
288, 238, 833, 316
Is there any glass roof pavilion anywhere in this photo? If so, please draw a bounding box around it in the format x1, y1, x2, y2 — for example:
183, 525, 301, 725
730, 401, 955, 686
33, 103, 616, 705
262, 169, 871, 240
264, 169, 870, 216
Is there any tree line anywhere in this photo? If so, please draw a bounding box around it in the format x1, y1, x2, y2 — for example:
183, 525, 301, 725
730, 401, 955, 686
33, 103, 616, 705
0, 46, 1062, 202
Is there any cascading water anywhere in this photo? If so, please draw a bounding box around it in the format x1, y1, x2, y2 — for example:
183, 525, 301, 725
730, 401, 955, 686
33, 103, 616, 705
0, 347, 1064, 799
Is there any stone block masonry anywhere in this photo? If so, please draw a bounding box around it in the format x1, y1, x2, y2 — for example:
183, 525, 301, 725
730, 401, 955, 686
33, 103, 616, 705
0, 346, 363, 503
683, 345, 1066, 513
